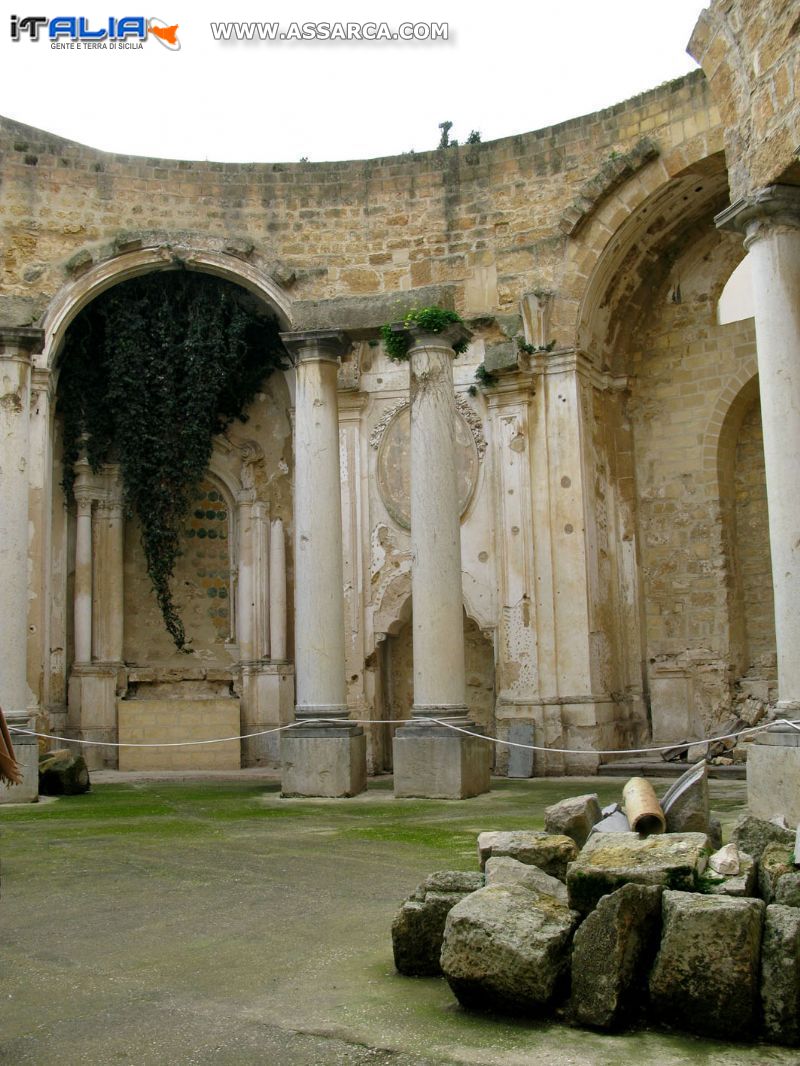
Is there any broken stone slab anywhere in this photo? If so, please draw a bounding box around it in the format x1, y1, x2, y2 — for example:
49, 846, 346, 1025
566, 832, 710, 915
391, 871, 485, 976
38, 749, 90, 796
700, 849, 757, 898
484, 856, 568, 903
760, 904, 800, 1046
660, 761, 710, 834
570, 883, 663, 1030
544, 793, 602, 848
731, 813, 795, 862
477, 831, 578, 882
588, 810, 631, 837
709, 842, 741, 876
602, 802, 621, 817
759, 840, 796, 903
648, 890, 765, 1040
440, 882, 580, 1012
774, 871, 800, 908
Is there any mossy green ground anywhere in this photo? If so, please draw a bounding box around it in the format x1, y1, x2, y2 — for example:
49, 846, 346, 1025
0, 775, 791, 1065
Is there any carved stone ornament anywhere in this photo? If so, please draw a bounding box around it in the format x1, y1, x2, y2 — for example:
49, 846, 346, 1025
372, 396, 484, 530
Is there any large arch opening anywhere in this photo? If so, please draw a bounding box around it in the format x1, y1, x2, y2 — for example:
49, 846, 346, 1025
50, 266, 295, 769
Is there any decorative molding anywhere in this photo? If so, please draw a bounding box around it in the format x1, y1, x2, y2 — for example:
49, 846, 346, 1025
369, 398, 407, 450
369, 394, 487, 460
455, 394, 488, 460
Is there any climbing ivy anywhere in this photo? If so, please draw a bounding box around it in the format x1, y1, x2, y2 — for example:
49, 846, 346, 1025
57, 269, 285, 651
380, 306, 469, 363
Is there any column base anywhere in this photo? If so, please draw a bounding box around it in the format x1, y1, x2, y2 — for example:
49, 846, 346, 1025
0, 712, 39, 804
392, 718, 491, 799
747, 723, 800, 824
281, 721, 367, 798
68, 663, 124, 769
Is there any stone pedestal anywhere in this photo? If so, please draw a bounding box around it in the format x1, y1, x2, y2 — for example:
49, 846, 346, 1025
280, 330, 366, 797
393, 720, 490, 799
0, 713, 39, 804
281, 723, 367, 798
747, 724, 800, 825
392, 323, 491, 798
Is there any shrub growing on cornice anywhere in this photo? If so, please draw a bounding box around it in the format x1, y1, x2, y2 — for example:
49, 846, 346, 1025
380, 306, 469, 363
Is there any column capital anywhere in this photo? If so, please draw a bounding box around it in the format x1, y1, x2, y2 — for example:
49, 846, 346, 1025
399, 322, 472, 354
280, 329, 351, 365
0, 326, 44, 357
715, 184, 800, 245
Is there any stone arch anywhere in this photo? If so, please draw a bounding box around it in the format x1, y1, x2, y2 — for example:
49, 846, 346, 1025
712, 372, 775, 691
37, 244, 293, 374
563, 145, 729, 367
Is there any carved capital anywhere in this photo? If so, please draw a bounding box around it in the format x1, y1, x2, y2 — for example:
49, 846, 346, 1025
0, 326, 44, 357
280, 329, 351, 366
715, 185, 800, 248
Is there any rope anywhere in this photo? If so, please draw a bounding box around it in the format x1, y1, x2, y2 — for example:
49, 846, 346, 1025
9, 716, 798, 757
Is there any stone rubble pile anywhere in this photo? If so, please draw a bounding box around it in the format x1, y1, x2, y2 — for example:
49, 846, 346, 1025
391, 768, 800, 1046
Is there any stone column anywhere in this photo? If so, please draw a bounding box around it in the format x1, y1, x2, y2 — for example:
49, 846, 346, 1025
73, 475, 94, 665
236, 488, 257, 664
392, 324, 490, 798
279, 330, 366, 797
717, 186, 800, 715
0, 327, 43, 804
92, 474, 124, 664
270, 518, 287, 661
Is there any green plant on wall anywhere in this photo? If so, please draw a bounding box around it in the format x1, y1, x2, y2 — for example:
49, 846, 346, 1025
57, 269, 285, 652
379, 306, 469, 363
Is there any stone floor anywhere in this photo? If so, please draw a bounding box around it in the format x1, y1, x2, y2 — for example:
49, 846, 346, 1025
0, 774, 793, 1065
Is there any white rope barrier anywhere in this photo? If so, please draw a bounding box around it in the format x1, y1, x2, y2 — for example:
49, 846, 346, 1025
9, 716, 799, 758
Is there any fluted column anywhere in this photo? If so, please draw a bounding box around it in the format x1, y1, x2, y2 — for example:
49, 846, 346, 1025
392, 323, 491, 798
236, 488, 256, 663
279, 330, 366, 797
92, 471, 124, 664
0, 327, 43, 804
717, 186, 800, 713
270, 518, 287, 660
73, 470, 94, 665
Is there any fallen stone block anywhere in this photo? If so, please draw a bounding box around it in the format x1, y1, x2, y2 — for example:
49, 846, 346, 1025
440, 882, 580, 1012
38, 749, 90, 796
544, 793, 602, 848
774, 871, 800, 908
566, 832, 710, 914
391, 871, 485, 976
700, 848, 757, 897
484, 856, 568, 903
761, 903, 800, 1045
731, 814, 795, 863
477, 831, 577, 882
759, 840, 796, 903
648, 891, 764, 1040
570, 883, 662, 1030
588, 811, 631, 837
660, 761, 709, 835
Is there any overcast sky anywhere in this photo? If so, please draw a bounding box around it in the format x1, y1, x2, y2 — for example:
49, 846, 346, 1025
0, 1, 704, 163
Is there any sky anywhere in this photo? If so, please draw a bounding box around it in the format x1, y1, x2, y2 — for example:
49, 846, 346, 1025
0, 1, 705, 164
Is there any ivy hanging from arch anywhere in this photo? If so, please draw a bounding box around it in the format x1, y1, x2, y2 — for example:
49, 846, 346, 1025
57, 269, 285, 652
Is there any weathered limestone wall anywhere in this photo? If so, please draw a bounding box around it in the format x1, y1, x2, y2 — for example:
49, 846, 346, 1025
628, 227, 776, 738
689, 0, 800, 199
0, 72, 719, 342
3, 0, 798, 773
734, 398, 775, 677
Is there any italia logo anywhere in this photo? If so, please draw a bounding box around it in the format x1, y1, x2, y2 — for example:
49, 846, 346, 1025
9, 15, 180, 49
